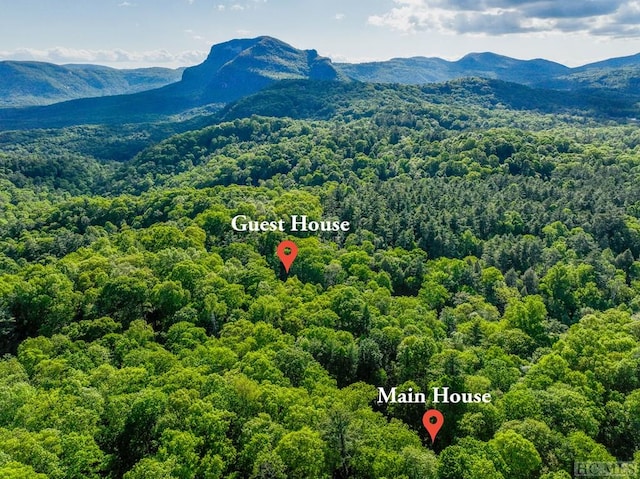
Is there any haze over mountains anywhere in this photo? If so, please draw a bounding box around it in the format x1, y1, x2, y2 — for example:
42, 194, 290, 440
1, 35, 639, 129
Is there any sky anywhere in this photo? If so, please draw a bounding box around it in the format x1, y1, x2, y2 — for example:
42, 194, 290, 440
1, 0, 640, 69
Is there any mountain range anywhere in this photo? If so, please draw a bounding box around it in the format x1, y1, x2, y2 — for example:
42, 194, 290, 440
0, 62, 183, 107
1, 36, 639, 129
337, 51, 640, 88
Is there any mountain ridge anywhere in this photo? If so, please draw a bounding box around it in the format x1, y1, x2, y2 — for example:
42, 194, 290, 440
0, 61, 184, 108
1, 36, 639, 129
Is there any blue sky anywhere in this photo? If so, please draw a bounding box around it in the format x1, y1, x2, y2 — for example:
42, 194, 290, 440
1, 0, 640, 68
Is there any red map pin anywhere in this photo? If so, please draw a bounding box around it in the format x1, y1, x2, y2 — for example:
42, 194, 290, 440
422, 409, 444, 443
277, 240, 298, 273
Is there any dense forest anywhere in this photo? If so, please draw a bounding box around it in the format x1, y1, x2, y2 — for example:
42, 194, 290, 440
1, 79, 640, 478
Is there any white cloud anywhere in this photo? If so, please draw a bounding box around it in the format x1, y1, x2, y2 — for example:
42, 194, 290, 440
118, 1, 134, 6
216, 0, 265, 12
0, 47, 207, 67
368, 0, 640, 37
184, 29, 205, 41
322, 51, 379, 63
335, 13, 346, 21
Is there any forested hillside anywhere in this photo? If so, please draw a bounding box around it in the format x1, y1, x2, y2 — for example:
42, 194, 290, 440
0, 62, 183, 108
1, 79, 640, 478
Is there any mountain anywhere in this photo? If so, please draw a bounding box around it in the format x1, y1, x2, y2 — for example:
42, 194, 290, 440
575, 52, 640, 71
335, 51, 640, 97
0, 61, 183, 107
0, 36, 341, 129
336, 53, 570, 86
335, 57, 455, 85
539, 53, 640, 92
1, 36, 639, 130
536, 66, 640, 93
335, 51, 640, 113
177, 36, 340, 103
454, 53, 570, 85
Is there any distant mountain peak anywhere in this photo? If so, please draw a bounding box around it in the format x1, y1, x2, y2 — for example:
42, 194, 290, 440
200, 36, 316, 67
180, 36, 339, 102
204, 36, 283, 58
459, 52, 509, 62
456, 52, 566, 69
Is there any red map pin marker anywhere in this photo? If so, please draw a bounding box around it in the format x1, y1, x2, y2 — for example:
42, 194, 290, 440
277, 240, 298, 273
422, 409, 444, 443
